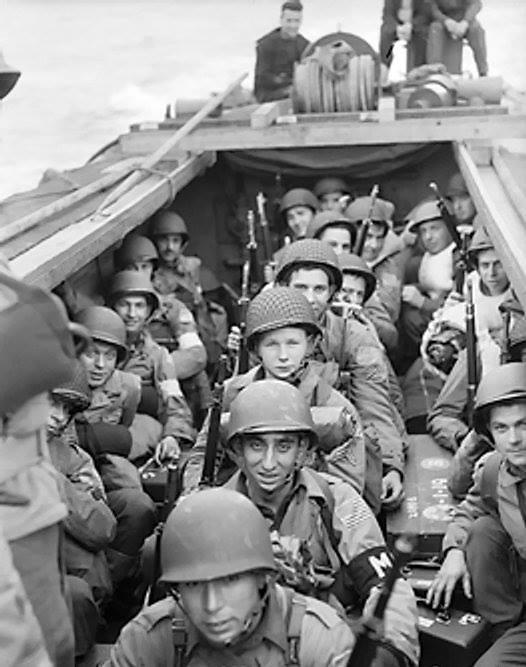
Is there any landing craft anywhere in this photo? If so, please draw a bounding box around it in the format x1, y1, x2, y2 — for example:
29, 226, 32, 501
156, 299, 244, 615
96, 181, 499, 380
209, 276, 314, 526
1, 31, 525, 667
0, 51, 20, 100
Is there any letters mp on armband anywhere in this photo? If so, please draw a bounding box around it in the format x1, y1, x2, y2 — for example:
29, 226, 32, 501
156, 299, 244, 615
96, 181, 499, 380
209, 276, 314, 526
350, 546, 394, 596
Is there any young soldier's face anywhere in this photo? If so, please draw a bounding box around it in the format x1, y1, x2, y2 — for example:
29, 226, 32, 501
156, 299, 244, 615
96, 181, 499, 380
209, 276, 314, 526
340, 273, 367, 306
126, 260, 155, 279
287, 268, 331, 318
80, 341, 118, 388
114, 295, 150, 333
178, 572, 263, 647
47, 397, 74, 438
477, 249, 509, 296
280, 9, 302, 37
319, 226, 352, 256
286, 206, 314, 240
155, 233, 185, 263
257, 327, 309, 380
451, 194, 475, 223
319, 191, 345, 212
237, 431, 306, 494
361, 223, 387, 262
490, 401, 526, 470
419, 220, 452, 255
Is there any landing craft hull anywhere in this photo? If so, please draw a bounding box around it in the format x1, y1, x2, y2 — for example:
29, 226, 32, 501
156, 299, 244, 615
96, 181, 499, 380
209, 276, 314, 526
0, 70, 20, 100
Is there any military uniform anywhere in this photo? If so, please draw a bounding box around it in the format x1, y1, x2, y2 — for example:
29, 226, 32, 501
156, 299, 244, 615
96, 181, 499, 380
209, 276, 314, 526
226, 468, 419, 665
379, 0, 430, 68
153, 255, 202, 312
364, 230, 404, 324
105, 585, 353, 667
254, 28, 309, 103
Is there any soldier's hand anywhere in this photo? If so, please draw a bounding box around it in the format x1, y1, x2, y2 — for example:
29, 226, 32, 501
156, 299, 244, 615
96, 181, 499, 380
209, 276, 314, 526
396, 22, 412, 41
426, 548, 471, 609
381, 470, 404, 510
401, 285, 425, 309
155, 436, 181, 465
227, 326, 241, 354
444, 17, 458, 37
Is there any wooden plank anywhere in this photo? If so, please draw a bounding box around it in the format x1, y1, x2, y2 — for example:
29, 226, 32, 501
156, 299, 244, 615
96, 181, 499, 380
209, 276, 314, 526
250, 99, 292, 129
455, 141, 526, 310
10, 152, 216, 289
491, 144, 526, 222
119, 114, 526, 156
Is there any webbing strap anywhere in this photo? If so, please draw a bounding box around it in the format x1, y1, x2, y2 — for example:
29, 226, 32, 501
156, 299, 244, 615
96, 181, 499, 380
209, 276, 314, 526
171, 617, 188, 667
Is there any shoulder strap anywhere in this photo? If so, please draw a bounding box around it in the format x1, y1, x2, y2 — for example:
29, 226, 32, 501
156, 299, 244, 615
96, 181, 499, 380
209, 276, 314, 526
281, 587, 308, 667
517, 481, 526, 528
480, 451, 502, 508
171, 616, 188, 667
306, 471, 344, 568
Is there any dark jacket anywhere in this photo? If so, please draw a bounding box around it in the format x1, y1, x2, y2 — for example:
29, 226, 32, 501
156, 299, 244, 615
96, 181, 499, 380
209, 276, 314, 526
254, 28, 309, 103
429, 0, 482, 23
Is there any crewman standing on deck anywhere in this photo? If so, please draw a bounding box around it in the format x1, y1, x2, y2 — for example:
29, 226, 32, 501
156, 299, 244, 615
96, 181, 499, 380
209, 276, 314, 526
254, 1, 309, 103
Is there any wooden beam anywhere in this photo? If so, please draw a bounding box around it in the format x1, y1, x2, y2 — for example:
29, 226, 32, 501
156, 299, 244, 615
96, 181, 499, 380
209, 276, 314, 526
455, 141, 526, 310
491, 144, 526, 223
250, 99, 292, 129
120, 114, 526, 156
10, 152, 216, 289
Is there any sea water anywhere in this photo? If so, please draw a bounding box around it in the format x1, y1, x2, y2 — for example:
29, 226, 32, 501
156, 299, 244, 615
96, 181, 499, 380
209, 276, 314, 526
0, 0, 525, 200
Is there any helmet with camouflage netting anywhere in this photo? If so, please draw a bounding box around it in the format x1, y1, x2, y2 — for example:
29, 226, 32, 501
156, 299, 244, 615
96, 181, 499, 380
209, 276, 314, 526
274, 238, 342, 291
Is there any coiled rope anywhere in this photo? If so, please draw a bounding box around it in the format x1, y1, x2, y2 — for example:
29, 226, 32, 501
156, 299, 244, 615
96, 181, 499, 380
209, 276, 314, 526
292, 41, 377, 113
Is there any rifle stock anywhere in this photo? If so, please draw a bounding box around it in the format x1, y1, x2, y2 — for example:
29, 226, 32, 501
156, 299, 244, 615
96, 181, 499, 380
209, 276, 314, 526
199, 354, 228, 488
465, 277, 479, 427
500, 310, 512, 364
353, 184, 379, 256
237, 260, 250, 374
347, 535, 415, 666
247, 209, 262, 287
256, 192, 274, 266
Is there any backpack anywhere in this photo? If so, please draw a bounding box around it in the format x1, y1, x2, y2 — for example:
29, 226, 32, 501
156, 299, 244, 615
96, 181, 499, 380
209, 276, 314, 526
170, 586, 307, 666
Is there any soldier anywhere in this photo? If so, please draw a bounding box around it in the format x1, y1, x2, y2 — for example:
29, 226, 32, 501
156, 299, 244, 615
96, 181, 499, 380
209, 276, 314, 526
0, 258, 77, 666
115, 233, 207, 380
345, 196, 404, 324
254, 1, 309, 103
400, 200, 456, 360
446, 172, 477, 229
186, 286, 370, 499
306, 210, 357, 257
379, 0, 430, 71
313, 177, 353, 213
279, 187, 319, 243
74, 306, 157, 587
108, 271, 195, 463
426, 363, 526, 666
274, 239, 407, 512
106, 487, 355, 666
150, 210, 202, 311
47, 364, 116, 659
336, 252, 399, 354
223, 381, 419, 666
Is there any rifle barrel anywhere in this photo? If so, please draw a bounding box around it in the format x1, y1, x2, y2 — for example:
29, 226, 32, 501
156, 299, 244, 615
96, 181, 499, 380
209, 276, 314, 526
200, 355, 228, 487
465, 277, 479, 427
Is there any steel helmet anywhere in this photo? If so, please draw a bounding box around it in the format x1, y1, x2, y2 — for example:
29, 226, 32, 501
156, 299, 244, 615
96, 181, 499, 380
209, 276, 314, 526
108, 270, 161, 313
280, 188, 319, 215
406, 199, 444, 234
74, 306, 128, 363
446, 173, 469, 199
473, 362, 526, 434
51, 360, 92, 414
344, 196, 394, 226
467, 226, 493, 262
338, 252, 377, 302
115, 234, 159, 269
306, 210, 357, 247
226, 379, 317, 447
274, 238, 343, 291
313, 177, 352, 198
159, 488, 276, 583
246, 286, 322, 347
150, 210, 189, 242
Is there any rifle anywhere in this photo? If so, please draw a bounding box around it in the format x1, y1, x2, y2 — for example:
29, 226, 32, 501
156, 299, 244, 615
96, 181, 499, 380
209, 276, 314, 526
353, 184, 379, 256
256, 192, 275, 282
148, 458, 182, 605
199, 354, 228, 488
465, 277, 479, 427
246, 209, 263, 289
347, 535, 415, 666
429, 182, 469, 292
237, 260, 251, 375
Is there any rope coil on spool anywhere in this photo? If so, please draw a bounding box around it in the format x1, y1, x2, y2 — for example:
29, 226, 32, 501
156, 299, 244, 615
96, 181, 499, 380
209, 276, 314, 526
292, 37, 377, 113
